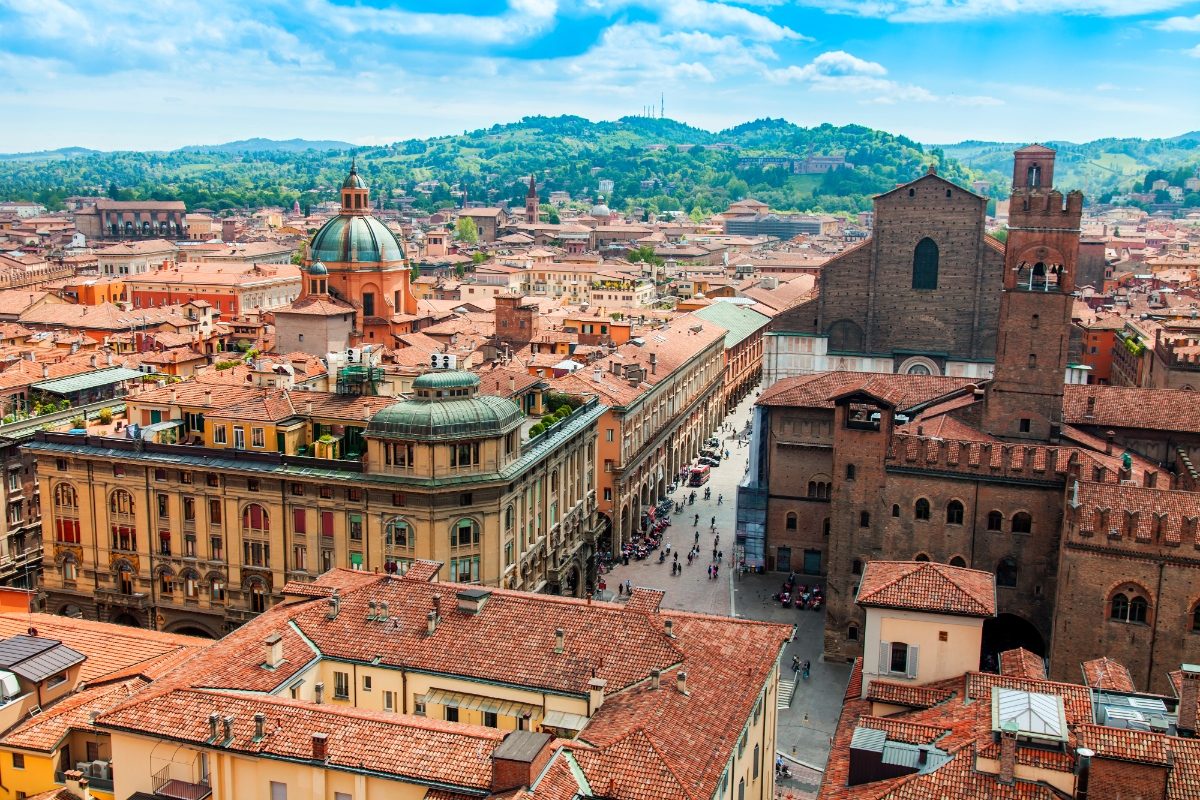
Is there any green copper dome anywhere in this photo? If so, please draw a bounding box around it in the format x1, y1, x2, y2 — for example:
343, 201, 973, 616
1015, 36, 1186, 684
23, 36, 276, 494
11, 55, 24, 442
412, 371, 481, 391
310, 214, 404, 264
307, 260, 328, 276
366, 389, 523, 442
343, 165, 367, 190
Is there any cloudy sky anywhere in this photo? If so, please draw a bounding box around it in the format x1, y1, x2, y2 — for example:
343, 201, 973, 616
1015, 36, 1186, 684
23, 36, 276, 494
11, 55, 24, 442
2, 0, 1199, 151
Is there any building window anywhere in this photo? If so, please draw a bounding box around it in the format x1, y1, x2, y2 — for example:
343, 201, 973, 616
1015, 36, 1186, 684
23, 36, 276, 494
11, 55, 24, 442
914, 553, 930, 562
247, 478, 259, 492
1110, 590, 1149, 624
889, 641, 912, 674
848, 625, 859, 641
1019, 418, 1031, 433
12, 753, 24, 769
996, 557, 1018, 588
154, 468, 167, 482
214, 425, 227, 445
891, 504, 900, 518
348, 513, 363, 541
292, 508, 307, 535
385, 518, 412, 549
320, 486, 333, 499
845, 464, 856, 481
946, 500, 964, 525
1192, 603, 1200, 632
384, 691, 396, 712
445, 706, 459, 723
321, 511, 334, 538
347, 488, 363, 502
270, 781, 287, 800
987, 510, 1003, 531
1012, 512, 1032, 534
914, 498, 931, 520
912, 237, 939, 290
484, 711, 498, 728
53, 483, 80, 543
852, 559, 862, 575
949, 556, 967, 567
753, 744, 760, 779
785, 512, 797, 530
207, 473, 220, 488
859, 511, 870, 528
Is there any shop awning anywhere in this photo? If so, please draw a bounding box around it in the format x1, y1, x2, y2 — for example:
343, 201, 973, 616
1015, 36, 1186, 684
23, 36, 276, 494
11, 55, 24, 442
420, 688, 540, 719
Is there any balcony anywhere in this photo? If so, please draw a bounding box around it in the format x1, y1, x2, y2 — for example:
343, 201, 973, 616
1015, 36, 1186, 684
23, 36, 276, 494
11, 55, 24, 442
94, 588, 149, 609
152, 765, 212, 800
56, 770, 114, 794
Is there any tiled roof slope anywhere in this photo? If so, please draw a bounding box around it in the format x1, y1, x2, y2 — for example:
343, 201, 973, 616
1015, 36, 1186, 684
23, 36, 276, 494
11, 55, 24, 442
856, 561, 996, 618
999, 648, 1047, 680
758, 372, 975, 411
1063, 384, 1200, 434
106, 568, 790, 800
865, 680, 954, 709
1081, 657, 1135, 692
0, 678, 147, 751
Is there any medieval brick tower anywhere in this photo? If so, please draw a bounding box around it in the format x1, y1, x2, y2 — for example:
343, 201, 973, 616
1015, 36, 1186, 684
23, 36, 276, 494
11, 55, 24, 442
983, 145, 1083, 442
525, 175, 540, 223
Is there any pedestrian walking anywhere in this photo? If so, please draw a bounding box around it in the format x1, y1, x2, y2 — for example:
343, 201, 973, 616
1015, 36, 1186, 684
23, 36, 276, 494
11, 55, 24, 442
710, 516, 716, 528
694, 530, 700, 544
718, 549, 724, 562
617, 583, 624, 597
694, 513, 699, 526
687, 552, 694, 565
802, 660, 811, 680
791, 656, 800, 673
713, 547, 718, 561
714, 533, 720, 547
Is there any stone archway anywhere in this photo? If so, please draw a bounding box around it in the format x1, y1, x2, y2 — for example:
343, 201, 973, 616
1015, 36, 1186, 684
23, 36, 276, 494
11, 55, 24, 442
111, 612, 142, 628
982, 613, 1046, 669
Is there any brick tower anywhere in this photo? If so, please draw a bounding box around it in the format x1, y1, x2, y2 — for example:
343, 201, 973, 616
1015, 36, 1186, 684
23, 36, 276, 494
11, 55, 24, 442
982, 145, 1083, 442
525, 175, 539, 223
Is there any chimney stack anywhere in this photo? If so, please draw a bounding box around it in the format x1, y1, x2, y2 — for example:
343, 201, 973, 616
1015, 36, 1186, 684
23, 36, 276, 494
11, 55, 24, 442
41, 364, 49, 380
367, 600, 377, 621
208, 712, 220, 741
999, 721, 1018, 784
314, 682, 324, 704
1075, 747, 1094, 800
378, 601, 389, 620
312, 732, 329, 761
254, 712, 266, 740
204, 389, 213, 406
588, 677, 607, 712
650, 669, 661, 690
1105, 431, 1115, 456
1178, 664, 1200, 737
222, 715, 234, 745
63, 770, 90, 800
427, 610, 438, 635
263, 632, 283, 669
326, 596, 339, 620
554, 628, 564, 654
664, 618, 675, 638
433, 594, 442, 618
676, 671, 689, 695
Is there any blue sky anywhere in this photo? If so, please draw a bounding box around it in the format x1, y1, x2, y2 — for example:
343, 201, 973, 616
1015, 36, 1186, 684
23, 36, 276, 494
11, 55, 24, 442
2, 0, 1200, 151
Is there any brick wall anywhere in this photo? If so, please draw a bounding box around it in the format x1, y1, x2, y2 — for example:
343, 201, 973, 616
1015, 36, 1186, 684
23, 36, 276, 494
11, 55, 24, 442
1086, 756, 1169, 800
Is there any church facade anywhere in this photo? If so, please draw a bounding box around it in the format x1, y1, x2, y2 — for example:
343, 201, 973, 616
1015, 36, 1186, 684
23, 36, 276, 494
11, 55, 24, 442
764, 166, 1005, 384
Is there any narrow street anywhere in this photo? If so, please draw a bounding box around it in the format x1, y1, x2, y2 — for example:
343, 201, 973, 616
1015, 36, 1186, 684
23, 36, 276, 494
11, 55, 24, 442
600, 384, 850, 797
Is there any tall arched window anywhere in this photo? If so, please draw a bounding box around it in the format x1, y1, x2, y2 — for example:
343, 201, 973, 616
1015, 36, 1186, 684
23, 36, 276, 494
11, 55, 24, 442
1012, 512, 1032, 534
242, 504, 270, 536
450, 518, 481, 584
54, 483, 80, 544
950, 556, 967, 567
1192, 603, 1200, 632
241, 504, 271, 567
946, 500, 964, 525
986, 511, 1003, 531
996, 557, 1018, 588
912, 238, 939, 290
914, 498, 931, 520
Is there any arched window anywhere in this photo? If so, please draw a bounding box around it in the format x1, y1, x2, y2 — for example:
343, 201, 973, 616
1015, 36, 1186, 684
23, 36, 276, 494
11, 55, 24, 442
996, 557, 1018, 588
891, 504, 900, 518
848, 625, 859, 641
950, 556, 967, 567
914, 498, 931, 520
242, 504, 270, 536
1012, 512, 1032, 534
1192, 603, 1200, 632
946, 500, 964, 525
987, 511, 1003, 531
846, 464, 856, 481
384, 518, 412, 549
912, 238, 939, 290
1129, 596, 1148, 624
249, 579, 268, 613
110, 489, 135, 517
1027, 164, 1041, 188
859, 511, 870, 528
54, 483, 77, 510
786, 512, 798, 530
53, 484, 80, 544
914, 553, 930, 562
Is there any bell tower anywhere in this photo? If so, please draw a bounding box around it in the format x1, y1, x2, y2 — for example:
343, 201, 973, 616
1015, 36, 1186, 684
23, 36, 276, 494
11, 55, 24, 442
525, 174, 539, 223
983, 145, 1083, 442
341, 162, 370, 213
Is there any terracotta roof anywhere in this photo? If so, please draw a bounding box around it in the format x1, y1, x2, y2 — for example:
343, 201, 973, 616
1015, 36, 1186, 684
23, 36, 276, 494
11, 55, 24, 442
1069, 480, 1200, 547
856, 561, 996, 618
758, 371, 976, 411
999, 648, 1047, 680
1063, 384, 1200, 434
0, 678, 148, 752
274, 294, 355, 316
1080, 656, 1135, 692
856, 715, 949, 745
864, 680, 954, 709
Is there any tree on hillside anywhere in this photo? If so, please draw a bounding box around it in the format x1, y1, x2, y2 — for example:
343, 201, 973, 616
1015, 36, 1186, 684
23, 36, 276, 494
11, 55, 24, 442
627, 245, 663, 266
455, 216, 478, 243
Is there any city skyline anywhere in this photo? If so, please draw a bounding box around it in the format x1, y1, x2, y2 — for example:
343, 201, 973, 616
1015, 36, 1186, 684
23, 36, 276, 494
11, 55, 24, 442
3, 0, 1200, 152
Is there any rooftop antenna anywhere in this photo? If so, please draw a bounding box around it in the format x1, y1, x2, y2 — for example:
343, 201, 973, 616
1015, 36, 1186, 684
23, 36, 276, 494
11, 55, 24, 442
661, 93, 664, 119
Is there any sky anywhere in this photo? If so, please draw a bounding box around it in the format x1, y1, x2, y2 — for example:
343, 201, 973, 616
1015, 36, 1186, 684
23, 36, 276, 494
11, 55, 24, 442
2, 0, 1200, 151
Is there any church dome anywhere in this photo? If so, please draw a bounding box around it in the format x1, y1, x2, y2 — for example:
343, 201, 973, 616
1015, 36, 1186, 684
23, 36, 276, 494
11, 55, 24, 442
342, 164, 367, 190
310, 215, 404, 263
307, 260, 328, 276
366, 371, 522, 442
590, 199, 612, 217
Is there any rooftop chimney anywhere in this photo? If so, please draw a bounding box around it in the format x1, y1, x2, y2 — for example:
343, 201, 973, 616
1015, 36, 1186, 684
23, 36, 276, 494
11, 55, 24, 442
1178, 664, 1200, 737
367, 600, 377, 621
650, 669, 661, 690
378, 601, 389, 620
204, 389, 213, 406
263, 632, 283, 669
427, 610, 438, 635
998, 720, 1018, 784
588, 677, 607, 712
208, 712, 220, 741
649, 352, 657, 374
41, 364, 49, 380
664, 618, 675, 638
63, 769, 90, 800
1085, 396, 1096, 417
312, 732, 329, 762
1105, 431, 1115, 456
554, 628, 564, 654
677, 671, 689, 696
433, 593, 442, 618
326, 596, 339, 620
314, 682, 324, 704
221, 715, 234, 746
1075, 746, 1094, 800
253, 712, 266, 740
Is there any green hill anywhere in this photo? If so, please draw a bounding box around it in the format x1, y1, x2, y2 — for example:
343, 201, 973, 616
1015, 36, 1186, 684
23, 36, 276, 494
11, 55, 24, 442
0, 116, 993, 215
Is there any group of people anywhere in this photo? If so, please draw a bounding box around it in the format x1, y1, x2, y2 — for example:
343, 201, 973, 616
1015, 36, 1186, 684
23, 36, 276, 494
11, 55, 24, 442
791, 655, 811, 680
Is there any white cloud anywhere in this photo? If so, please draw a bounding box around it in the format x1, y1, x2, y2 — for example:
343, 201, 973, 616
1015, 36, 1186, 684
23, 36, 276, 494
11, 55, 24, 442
767, 50, 888, 84
309, 0, 560, 44
576, 0, 804, 40
1156, 13, 1200, 30
803, 0, 1194, 22
1188, 43, 1200, 57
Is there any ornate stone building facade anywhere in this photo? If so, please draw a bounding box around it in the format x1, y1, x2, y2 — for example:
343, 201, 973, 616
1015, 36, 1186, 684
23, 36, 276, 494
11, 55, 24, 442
28, 371, 602, 638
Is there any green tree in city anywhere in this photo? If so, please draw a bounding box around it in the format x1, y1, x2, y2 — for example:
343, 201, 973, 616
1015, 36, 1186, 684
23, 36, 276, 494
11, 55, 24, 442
455, 216, 479, 243
626, 245, 663, 266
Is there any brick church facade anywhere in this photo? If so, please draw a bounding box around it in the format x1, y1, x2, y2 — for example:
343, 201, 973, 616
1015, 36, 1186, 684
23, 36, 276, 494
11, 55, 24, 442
749, 146, 1200, 695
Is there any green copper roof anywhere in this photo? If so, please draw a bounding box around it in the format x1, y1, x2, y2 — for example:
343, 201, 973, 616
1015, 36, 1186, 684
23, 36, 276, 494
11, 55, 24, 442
342, 165, 367, 190
692, 302, 770, 349
311, 214, 404, 264
307, 260, 328, 276
366, 394, 522, 441
412, 371, 481, 390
